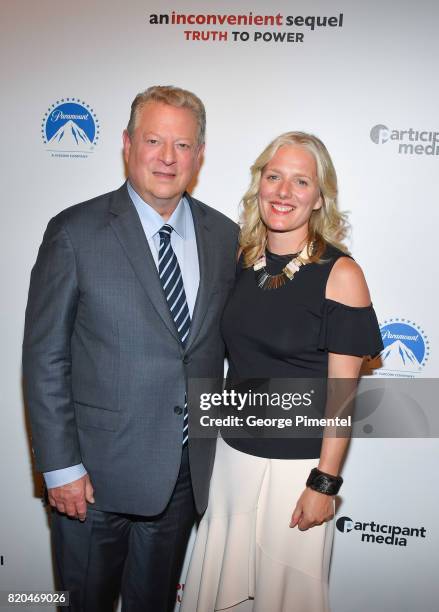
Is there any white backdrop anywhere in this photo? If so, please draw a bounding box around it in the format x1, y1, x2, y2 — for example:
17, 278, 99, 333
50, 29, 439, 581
1, 1, 438, 610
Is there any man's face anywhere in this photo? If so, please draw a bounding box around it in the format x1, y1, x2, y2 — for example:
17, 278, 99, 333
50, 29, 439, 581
123, 101, 204, 218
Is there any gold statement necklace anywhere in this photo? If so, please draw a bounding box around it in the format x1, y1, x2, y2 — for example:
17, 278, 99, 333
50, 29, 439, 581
253, 243, 312, 290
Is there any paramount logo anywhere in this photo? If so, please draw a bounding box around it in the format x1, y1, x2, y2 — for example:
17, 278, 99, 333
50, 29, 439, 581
51, 110, 89, 122
42, 99, 99, 157
370, 319, 430, 376
381, 330, 419, 342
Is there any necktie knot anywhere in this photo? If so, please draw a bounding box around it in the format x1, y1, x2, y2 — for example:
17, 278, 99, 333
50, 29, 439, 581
159, 224, 173, 243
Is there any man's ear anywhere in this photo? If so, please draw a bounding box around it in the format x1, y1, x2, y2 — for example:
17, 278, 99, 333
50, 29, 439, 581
122, 130, 131, 164
196, 143, 205, 169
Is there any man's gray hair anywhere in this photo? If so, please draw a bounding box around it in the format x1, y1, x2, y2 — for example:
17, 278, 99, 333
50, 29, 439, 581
126, 85, 206, 145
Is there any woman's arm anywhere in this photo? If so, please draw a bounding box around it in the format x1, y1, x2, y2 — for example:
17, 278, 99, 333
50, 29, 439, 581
290, 257, 370, 530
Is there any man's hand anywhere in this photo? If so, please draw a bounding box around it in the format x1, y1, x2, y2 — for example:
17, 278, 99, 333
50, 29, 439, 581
47, 474, 95, 521
290, 487, 334, 531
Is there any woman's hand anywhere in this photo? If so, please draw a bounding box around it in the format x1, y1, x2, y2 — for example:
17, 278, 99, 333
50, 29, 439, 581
290, 487, 334, 530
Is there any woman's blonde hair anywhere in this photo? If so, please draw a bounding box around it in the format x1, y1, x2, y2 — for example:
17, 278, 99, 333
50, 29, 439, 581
239, 131, 349, 267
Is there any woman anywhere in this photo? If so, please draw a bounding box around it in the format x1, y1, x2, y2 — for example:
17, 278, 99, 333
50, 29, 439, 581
182, 132, 383, 612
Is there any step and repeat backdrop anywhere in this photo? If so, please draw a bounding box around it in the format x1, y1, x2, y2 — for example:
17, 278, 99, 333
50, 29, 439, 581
1, 1, 438, 610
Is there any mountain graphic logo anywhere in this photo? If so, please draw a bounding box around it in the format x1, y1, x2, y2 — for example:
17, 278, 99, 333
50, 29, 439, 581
42, 99, 99, 155
48, 120, 93, 147
378, 320, 429, 374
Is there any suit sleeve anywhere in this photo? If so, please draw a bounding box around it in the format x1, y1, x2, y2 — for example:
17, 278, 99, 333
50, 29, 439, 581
22, 216, 82, 472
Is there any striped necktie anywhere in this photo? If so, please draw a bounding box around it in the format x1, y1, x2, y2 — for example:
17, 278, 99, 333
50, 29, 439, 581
158, 224, 190, 446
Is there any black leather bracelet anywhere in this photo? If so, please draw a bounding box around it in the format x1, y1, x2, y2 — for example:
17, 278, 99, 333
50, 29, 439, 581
306, 467, 343, 496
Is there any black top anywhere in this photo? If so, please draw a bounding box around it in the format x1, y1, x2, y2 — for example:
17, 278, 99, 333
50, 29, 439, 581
220, 243, 383, 459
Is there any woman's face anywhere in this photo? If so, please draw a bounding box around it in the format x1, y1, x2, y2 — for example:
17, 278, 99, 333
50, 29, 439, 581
258, 145, 322, 239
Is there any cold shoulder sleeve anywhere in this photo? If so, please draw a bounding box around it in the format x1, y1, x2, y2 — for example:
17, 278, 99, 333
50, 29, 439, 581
318, 298, 384, 357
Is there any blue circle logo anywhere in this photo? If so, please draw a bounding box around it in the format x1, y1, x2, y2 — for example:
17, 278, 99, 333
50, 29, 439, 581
42, 99, 99, 156
380, 319, 429, 373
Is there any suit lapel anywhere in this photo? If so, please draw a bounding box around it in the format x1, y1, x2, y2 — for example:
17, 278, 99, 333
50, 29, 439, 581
108, 184, 180, 343
185, 193, 216, 352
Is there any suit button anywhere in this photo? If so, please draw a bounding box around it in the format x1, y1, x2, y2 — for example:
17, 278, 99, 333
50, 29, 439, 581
183, 356, 189, 364
174, 406, 183, 415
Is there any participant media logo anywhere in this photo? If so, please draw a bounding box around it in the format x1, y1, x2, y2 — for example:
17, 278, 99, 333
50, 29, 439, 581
42, 99, 99, 158
376, 319, 429, 376
370, 123, 439, 156
336, 515, 426, 547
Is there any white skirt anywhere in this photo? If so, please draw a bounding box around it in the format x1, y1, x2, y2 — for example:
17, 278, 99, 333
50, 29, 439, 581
181, 436, 334, 612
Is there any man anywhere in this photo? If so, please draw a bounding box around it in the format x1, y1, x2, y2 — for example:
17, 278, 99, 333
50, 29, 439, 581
23, 85, 238, 611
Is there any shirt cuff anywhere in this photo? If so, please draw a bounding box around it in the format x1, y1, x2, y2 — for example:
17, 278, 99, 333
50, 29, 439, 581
43, 463, 87, 488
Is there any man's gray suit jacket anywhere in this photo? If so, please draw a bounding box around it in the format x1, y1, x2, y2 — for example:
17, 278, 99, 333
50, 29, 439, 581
23, 183, 239, 516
